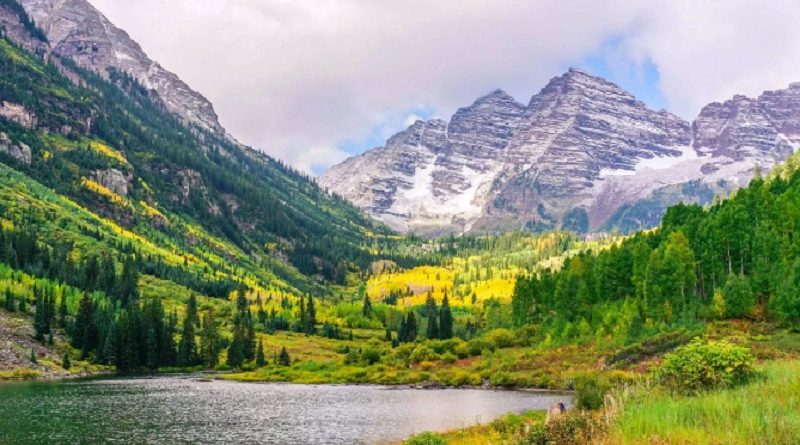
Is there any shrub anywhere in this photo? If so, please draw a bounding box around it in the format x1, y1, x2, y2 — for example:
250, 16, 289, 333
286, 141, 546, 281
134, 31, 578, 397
487, 328, 517, 348
403, 431, 446, 445
410, 345, 438, 364
518, 413, 601, 445
656, 338, 755, 393
440, 351, 457, 364
361, 346, 382, 365
572, 374, 608, 411
465, 337, 495, 356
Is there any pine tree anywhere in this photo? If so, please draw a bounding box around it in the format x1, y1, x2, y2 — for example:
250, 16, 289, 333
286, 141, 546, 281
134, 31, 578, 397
34, 290, 46, 342
200, 310, 221, 368
73, 293, 96, 351
255, 338, 266, 367
227, 321, 246, 369
439, 294, 453, 339
62, 351, 71, 370
277, 346, 290, 366
177, 306, 198, 367
186, 294, 198, 327
58, 293, 68, 327
425, 293, 439, 339
102, 322, 118, 366
17, 294, 26, 312
305, 295, 316, 335
116, 255, 140, 306
30, 348, 37, 364
236, 288, 248, 313
146, 327, 159, 369
403, 311, 417, 343
98, 254, 116, 295
4, 288, 14, 312
245, 312, 256, 361
362, 295, 372, 318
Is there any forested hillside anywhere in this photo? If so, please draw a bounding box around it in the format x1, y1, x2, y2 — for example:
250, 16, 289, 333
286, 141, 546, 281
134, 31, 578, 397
511, 165, 800, 344
0, 30, 402, 288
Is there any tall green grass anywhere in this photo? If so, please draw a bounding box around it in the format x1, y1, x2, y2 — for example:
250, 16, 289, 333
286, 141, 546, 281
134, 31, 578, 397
611, 360, 800, 444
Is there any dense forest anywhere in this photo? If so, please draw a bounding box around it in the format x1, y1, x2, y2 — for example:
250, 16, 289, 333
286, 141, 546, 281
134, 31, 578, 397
512, 167, 800, 345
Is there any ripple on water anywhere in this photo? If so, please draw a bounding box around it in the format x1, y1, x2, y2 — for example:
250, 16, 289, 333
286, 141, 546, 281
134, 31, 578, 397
0, 377, 572, 444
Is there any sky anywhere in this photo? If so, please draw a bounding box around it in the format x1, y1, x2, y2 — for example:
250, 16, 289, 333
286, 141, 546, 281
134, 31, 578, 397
89, 0, 800, 175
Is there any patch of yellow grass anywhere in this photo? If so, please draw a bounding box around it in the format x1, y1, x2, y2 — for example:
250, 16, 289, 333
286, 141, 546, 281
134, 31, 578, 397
89, 141, 128, 164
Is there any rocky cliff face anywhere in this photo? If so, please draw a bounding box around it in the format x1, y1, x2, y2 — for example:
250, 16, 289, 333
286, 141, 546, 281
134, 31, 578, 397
321, 69, 800, 235
10, 0, 225, 136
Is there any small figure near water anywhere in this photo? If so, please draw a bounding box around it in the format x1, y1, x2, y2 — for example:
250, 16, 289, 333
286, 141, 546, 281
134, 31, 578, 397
545, 402, 567, 424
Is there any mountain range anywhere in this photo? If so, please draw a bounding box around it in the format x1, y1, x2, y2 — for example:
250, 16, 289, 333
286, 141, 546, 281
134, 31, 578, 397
320, 68, 800, 235
0, 0, 398, 293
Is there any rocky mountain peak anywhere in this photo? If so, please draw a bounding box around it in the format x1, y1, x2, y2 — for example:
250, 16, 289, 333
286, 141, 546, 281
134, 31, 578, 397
322, 69, 800, 236
15, 0, 225, 136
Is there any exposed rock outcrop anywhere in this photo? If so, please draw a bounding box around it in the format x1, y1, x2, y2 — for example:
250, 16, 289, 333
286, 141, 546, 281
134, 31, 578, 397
321, 69, 800, 235
92, 168, 130, 196
0, 101, 37, 129
0, 132, 32, 164
16, 0, 225, 136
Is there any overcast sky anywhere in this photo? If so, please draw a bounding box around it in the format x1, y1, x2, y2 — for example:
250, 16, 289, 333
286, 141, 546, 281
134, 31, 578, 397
90, 0, 800, 175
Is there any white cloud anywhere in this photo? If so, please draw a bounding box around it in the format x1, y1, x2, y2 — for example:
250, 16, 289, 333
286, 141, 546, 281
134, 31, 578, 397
623, 0, 800, 119
88, 0, 800, 172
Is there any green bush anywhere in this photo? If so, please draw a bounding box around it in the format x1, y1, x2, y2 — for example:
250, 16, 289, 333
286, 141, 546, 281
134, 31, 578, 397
361, 346, 382, 365
410, 345, 438, 364
487, 328, 517, 348
403, 431, 446, 445
656, 338, 755, 393
517, 413, 601, 445
440, 351, 457, 364
572, 374, 608, 410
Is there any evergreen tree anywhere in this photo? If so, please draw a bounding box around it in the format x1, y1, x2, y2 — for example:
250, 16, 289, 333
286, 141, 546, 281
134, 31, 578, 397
255, 338, 266, 367
177, 303, 198, 367
73, 293, 96, 352
116, 255, 139, 306
17, 294, 26, 312
439, 294, 453, 339
425, 293, 439, 339
245, 311, 256, 361
98, 254, 116, 295
305, 295, 316, 335
186, 294, 198, 327
58, 293, 68, 328
402, 312, 417, 342
62, 351, 71, 370
4, 288, 14, 312
227, 320, 246, 369
102, 322, 118, 365
200, 309, 221, 368
277, 346, 290, 366
30, 348, 36, 364
362, 295, 372, 318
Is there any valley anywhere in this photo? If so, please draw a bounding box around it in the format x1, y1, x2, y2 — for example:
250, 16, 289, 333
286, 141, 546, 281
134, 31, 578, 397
0, 0, 799, 444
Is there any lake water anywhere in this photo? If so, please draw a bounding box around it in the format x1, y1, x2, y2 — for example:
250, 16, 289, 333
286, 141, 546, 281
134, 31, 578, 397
0, 376, 571, 444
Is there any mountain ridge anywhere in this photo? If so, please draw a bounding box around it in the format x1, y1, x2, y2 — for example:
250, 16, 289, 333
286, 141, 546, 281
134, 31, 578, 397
320, 68, 800, 235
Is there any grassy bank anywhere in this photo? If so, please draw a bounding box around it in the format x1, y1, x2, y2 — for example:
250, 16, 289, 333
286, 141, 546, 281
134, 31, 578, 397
405, 358, 800, 445
608, 359, 800, 444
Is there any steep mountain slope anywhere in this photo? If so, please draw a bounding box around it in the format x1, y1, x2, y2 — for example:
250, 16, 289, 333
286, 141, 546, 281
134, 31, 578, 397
321, 69, 800, 235
0, 0, 399, 289
16, 0, 224, 135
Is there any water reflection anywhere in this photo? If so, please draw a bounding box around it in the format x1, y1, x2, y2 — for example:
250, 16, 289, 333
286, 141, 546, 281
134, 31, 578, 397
0, 377, 572, 444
